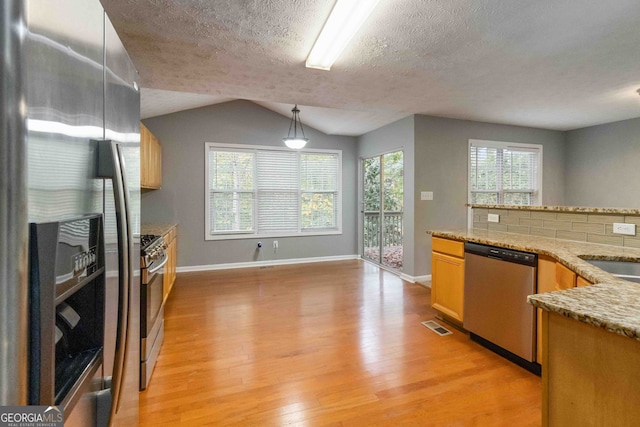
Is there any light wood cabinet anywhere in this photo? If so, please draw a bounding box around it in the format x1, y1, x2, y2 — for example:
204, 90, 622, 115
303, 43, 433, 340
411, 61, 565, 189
431, 237, 465, 323
542, 311, 640, 426
536, 257, 579, 363
555, 263, 576, 290
140, 122, 162, 189
576, 276, 592, 287
536, 255, 556, 363
163, 226, 177, 302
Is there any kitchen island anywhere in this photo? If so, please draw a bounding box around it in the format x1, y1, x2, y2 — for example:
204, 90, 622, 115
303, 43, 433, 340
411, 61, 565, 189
429, 228, 640, 426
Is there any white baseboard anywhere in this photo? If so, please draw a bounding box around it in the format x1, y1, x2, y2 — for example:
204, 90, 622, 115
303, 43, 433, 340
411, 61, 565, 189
399, 273, 415, 283
400, 273, 431, 286
413, 275, 432, 288
176, 254, 360, 273
358, 258, 431, 285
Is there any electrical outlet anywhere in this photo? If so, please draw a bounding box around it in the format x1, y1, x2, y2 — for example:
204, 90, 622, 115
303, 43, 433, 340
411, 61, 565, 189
613, 223, 636, 236
488, 214, 500, 223
273, 240, 279, 250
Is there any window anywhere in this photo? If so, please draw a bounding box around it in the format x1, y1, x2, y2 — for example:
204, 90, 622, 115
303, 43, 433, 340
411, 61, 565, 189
205, 143, 341, 240
468, 139, 542, 206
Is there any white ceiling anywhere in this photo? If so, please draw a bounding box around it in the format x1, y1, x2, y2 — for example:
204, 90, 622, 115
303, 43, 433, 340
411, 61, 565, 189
103, 0, 640, 136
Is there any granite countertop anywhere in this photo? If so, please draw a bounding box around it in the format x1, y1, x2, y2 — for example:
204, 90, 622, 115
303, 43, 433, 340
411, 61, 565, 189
141, 223, 177, 237
468, 204, 640, 215
429, 229, 640, 341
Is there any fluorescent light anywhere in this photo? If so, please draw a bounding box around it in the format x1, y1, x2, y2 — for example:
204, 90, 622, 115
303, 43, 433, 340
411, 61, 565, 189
306, 0, 382, 71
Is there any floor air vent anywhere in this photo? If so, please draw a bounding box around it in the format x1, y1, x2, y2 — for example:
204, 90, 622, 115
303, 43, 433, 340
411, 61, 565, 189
422, 320, 453, 336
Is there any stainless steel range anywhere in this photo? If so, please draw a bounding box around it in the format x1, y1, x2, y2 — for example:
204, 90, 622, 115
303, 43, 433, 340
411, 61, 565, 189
140, 234, 168, 390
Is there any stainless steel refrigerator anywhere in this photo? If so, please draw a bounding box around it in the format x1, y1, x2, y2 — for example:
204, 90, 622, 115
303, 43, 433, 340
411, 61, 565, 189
0, 0, 141, 425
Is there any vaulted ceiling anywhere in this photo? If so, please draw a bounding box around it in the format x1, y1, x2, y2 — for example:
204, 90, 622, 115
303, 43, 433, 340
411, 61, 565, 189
102, 0, 640, 136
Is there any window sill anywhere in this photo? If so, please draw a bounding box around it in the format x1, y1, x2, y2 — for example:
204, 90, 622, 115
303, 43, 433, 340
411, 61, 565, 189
205, 230, 343, 241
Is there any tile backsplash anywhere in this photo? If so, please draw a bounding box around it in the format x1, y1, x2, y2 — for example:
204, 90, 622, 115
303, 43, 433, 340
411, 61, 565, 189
472, 207, 640, 248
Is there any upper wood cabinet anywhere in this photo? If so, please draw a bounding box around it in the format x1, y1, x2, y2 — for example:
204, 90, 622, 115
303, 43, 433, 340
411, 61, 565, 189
140, 122, 162, 189
431, 237, 465, 323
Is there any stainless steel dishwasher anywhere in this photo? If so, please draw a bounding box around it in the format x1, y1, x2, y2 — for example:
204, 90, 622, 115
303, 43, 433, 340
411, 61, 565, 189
463, 242, 539, 374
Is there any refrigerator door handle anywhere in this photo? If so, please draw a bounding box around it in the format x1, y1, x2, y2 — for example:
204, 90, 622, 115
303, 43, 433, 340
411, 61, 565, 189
96, 140, 132, 419
0, 0, 29, 406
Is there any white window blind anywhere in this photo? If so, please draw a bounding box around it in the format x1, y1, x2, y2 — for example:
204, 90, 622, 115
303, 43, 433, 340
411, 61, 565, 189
256, 150, 299, 233
301, 153, 339, 230
205, 143, 341, 239
469, 140, 542, 206
209, 150, 255, 233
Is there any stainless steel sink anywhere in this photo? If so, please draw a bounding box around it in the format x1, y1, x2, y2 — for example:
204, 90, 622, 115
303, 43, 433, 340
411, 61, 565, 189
581, 258, 640, 283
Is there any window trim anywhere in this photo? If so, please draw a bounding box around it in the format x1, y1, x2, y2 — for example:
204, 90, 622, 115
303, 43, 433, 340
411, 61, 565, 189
204, 142, 342, 241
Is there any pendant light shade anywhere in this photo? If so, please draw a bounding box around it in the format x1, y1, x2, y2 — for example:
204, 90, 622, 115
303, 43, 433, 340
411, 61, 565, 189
282, 105, 309, 149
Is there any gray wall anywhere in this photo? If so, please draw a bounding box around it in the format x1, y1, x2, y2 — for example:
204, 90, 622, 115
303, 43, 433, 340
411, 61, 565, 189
565, 117, 640, 208
142, 100, 358, 268
413, 115, 566, 276
358, 116, 416, 276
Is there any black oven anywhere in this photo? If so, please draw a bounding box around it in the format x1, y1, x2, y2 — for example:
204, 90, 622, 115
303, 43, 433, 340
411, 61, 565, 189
140, 235, 167, 390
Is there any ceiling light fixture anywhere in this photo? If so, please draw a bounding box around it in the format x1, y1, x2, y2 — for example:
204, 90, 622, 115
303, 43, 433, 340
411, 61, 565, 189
282, 105, 309, 149
306, 0, 382, 71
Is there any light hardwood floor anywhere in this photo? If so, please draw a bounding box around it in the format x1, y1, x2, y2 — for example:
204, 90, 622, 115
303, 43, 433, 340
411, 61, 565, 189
139, 260, 541, 426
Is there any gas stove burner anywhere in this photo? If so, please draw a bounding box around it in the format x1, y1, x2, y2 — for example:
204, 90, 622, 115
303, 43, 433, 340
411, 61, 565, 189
140, 234, 160, 249
140, 234, 167, 268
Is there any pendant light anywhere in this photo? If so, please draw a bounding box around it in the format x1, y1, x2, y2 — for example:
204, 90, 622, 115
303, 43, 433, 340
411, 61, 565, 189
282, 105, 309, 149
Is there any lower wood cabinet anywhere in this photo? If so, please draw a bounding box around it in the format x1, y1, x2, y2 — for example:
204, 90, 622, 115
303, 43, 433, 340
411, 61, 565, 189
536, 255, 554, 363
536, 256, 582, 364
429, 238, 596, 365
163, 226, 177, 302
555, 262, 576, 290
542, 310, 640, 426
576, 276, 592, 287
431, 237, 465, 323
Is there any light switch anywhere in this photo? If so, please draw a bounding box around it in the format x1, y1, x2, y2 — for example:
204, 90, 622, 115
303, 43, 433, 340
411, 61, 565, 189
421, 191, 433, 201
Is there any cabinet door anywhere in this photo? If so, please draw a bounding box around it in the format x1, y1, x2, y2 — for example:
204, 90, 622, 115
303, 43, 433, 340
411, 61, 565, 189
162, 229, 177, 302
140, 123, 162, 189
576, 276, 592, 287
169, 236, 176, 285
536, 255, 557, 363
556, 263, 576, 290
151, 134, 162, 188
140, 123, 150, 187
431, 251, 465, 322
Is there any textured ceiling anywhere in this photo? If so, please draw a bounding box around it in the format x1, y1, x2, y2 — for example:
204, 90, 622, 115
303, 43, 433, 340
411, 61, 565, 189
103, 0, 640, 135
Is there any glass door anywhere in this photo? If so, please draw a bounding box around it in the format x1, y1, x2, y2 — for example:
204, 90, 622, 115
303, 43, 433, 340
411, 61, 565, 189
362, 151, 404, 270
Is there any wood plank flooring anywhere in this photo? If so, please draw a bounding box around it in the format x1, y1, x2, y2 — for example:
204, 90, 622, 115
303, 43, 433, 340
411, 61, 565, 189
139, 260, 541, 426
